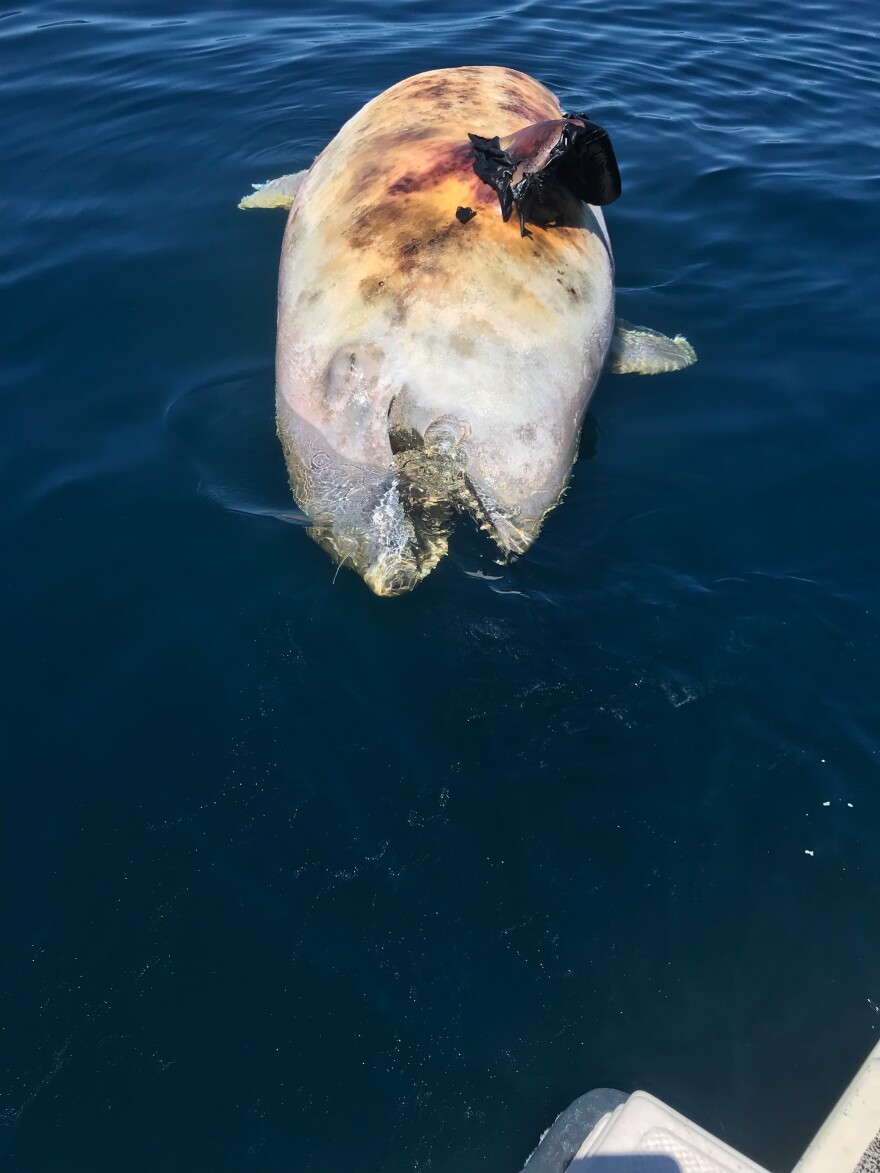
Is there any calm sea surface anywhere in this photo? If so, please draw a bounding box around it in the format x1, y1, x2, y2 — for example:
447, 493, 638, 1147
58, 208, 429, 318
3, 0, 879, 1170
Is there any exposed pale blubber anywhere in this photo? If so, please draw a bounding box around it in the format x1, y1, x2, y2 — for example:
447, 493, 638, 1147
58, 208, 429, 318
241, 67, 695, 595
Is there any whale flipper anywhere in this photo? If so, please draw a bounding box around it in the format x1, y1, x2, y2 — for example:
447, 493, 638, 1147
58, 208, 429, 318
238, 170, 308, 210
608, 319, 697, 375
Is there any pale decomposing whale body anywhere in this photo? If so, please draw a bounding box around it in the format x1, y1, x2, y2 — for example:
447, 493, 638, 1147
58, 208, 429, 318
240, 67, 695, 595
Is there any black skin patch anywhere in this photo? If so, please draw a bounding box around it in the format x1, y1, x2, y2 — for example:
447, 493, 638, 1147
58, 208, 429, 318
469, 115, 621, 236
455, 206, 476, 223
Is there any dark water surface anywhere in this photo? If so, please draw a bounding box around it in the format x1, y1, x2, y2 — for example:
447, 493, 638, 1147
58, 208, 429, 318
3, 0, 879, 1170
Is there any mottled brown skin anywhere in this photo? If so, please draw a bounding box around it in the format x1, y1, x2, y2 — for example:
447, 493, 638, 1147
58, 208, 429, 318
276, 67, 615, 594
281, 68, 601, 333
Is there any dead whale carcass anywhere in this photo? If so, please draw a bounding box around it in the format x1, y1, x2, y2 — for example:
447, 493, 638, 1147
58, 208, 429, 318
240, 66, 695, 595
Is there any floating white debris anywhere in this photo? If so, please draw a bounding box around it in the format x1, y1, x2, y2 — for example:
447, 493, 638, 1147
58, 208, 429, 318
823, 801, 831, 807
847, 802, 854, 808
464, 570, 503, 581
804, 849, 814, 856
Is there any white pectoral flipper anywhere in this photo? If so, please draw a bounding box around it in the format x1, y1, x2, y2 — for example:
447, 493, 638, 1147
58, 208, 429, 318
608, 318, 697, 375
237, 170, 308, 210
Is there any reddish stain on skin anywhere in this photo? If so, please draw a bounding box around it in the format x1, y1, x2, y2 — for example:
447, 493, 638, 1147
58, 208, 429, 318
425, 141, 476, 181
502, 100, 548, 123
504, 120, 563, 158
385, 143, 475, 199
388, 174, 421, 195
395, 127, 441, 143
338, 76, 570, 258
406, 78, 452, 101
472, 182, 497, 207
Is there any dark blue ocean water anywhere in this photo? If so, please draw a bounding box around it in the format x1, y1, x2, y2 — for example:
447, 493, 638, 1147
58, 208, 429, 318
3, 1, 879, 1170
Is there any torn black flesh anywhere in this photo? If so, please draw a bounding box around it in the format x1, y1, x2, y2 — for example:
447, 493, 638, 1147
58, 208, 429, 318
469, 134, 515, 222
468, 115, 621, 237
